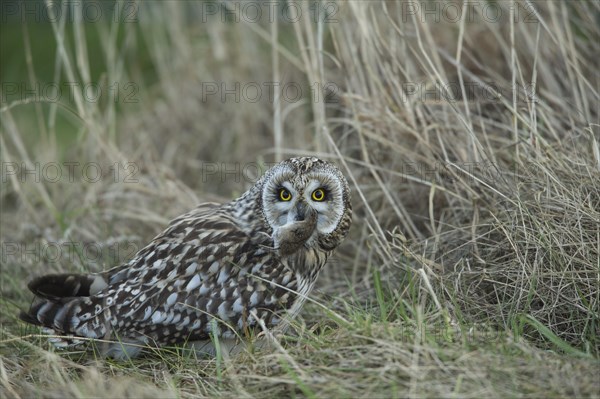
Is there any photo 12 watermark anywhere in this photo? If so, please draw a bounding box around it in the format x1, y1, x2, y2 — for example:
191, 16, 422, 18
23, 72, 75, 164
394, 161, 503, 184
197, 1, 339, 24
198, 162, 278, 184
2, 162, 139, 184
400, 81, 538, 104
399, 1, 538, 24
1, 81, 139, 106
1, 0, 139, 23
199, 81, 339, 104
1, 240, 140, 266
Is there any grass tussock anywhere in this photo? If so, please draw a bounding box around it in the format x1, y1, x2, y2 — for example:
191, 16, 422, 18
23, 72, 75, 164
1, 1, 599, 398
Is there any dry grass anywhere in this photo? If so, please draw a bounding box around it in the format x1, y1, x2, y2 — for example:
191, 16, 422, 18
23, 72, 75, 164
1, 1, 599, 398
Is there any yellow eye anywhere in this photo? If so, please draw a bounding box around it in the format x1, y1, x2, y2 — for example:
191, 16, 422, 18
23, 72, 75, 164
311, 188, 326, 201
279, 188, 292, 201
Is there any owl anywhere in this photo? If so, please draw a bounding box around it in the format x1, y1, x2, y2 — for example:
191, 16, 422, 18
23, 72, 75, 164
19, 157, 352, 359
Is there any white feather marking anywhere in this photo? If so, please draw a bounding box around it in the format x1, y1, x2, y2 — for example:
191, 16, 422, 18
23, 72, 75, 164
151, 311, 164, 324
222, 330, 235, 339
167, 293, 178, 306
217, 268, 229, 284
232, 297, 244, 313
217, 302, 228, 319
76, 323, 96, 338
181, 316, 190, 327
208, 261, 219, 274
250, 292, 259, 306
199, 231, 211, 240
163, 312, 174, 324
186, 262, 198, 275
186, 275, 201, 291
89, 276, 108, 294
37, 302, 53, 321
167, 268, 179, 279
199, 284, 209, 295
286, 276, 316, 320
251, 262, 263, 273
143, 306, 153, 321
53, 306, 69, 329
42, 327, 54, 335
80, 312, 91, 321
71, 316, 81, 328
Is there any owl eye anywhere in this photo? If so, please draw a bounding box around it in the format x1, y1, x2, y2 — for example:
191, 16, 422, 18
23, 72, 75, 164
311, 188, 326, 201
278, 188, 292, 201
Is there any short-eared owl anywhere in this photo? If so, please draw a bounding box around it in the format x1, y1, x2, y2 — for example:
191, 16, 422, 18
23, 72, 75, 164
20, 157, 352, 359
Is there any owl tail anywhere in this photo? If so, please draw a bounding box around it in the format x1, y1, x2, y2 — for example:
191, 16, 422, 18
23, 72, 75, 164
19, 273, 108, 335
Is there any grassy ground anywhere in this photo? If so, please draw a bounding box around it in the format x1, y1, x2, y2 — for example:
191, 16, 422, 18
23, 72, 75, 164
1, 1, 599, 398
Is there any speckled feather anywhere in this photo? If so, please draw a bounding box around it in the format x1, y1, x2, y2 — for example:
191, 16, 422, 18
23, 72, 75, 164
20, 157, 352, 358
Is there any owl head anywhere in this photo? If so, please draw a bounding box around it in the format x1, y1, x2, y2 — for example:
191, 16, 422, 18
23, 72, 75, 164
252, 157, 352, 256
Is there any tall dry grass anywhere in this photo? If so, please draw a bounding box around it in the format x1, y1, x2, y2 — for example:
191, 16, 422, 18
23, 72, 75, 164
326, 0, 599, 352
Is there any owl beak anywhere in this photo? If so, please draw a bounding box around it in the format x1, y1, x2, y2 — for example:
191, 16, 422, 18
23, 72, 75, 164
294, 201, 309, 221
292, 201, 317, 229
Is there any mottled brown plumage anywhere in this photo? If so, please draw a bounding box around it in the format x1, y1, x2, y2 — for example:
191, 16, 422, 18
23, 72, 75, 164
20, 157, 352, 358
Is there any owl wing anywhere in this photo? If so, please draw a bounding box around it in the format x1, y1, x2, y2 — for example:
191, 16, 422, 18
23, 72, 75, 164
21, 203, 298, 350
19, 203, 219, 339
99, 202, 297, 345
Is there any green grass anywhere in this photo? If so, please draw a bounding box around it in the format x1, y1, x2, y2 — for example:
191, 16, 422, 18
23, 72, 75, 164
1, 1, 599, 398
